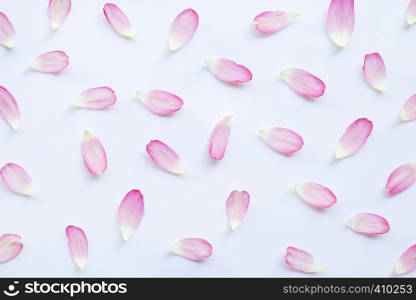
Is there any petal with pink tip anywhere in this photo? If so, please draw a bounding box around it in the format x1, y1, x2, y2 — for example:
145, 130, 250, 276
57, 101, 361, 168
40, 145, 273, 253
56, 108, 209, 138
136, 90, 183, 116
363, 53, 387, 92
335, 118, 373, 159
385, 163, 416, 196
66, 225, 88, 270
226, 191, 250, 230
406, 0, 416, 26
168, 8, 198, 51
326, 0, 355, 47
0, 86, 20, 130
48, 0, 71, 30
285, 247, 324, 273
118, 189, 144, 241
82, 130, 107, 176
74, 87, 116, 110
103, 3, 135, 38
253, 11, 298, 35
209, 116, 232, 160
205, 59, 252, 83
0, 12, 15, 48
347, 213, 390, 235
280, 68, 326, 98
171, 238, 212, 261
259, 127, 303, 155
0, 234, 23, 263
0, 163, 35, 196
395, 244, 416, 275
146, 140, 185, 175
400, 94, 416, 121
30, 51, 69, 73
295, 182, 337, 208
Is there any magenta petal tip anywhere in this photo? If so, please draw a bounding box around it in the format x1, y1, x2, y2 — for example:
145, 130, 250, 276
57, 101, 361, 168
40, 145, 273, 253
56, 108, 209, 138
171, 238, 213, 261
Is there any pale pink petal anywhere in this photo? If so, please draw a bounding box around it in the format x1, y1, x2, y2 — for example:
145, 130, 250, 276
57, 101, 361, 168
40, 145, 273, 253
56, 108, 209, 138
66, 225, 88, 270
285, 247, 324, 273
48, 0, 71, 30
406, 0, 416, 26
209, 116, 232, 160
0, 234, 23, 263
146, 140, 185, 175
226, 191, 250, 230
205, 59, 252, 83
82, 130, 107, 176
30, 51, 69, 73
347, 213, 390, 235
0, 12, 15, 48
103, 3, 135, 38
74, 87, 116, 110
363, 52, 387, 92
326, 0, 355, 47
400, 94, 416, 121
335, 118, 373, 159
168, 8, 199, 51
280, 68, 326, 98
295, 182, 337, 208
395, 244, 416, 275
253, 11, 298, 35
0, 163, 35, 196
136, 90, 183, 116
0, 86, 20, 130
259, 127, 303, 155
118, 189, 144, 241
385, 163, 416, 195
171, 238, 212, 261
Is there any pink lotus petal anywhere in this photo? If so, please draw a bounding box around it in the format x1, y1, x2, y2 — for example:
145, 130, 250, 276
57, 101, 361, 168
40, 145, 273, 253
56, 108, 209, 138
406, 0, 416, 26
0, 234, 23, 263
205, 59, 252, 83
146, 140, 185, 175
280, 68, 326, 98
226, 190, 250, 230
259, 127, 303, 155
326, 0, 354, 47
295, 182, 337, 208
74, 87, 116, 110
0, 163, 35, 196
400, 94, 416, 121
285, 247, 324, 273
335, 118, 373, 159
363, 52, 387, 92
66, 225, 88, 270
118, 189, 144, 241
103, 3, 135, 38
30, 51, 69, 73
347, 213, 390, 235
0, 12, 15, 48
136, 90, 183, 116
385, 163, 416, 196
82, 130, 107, 176
168, 8, 199, 51
48, 0, 71, 30
209, 116, 232, 160
170, 238, 212, 261
395, 244, 416, 275
0, 86, 20, 130
253, 11, 298, 35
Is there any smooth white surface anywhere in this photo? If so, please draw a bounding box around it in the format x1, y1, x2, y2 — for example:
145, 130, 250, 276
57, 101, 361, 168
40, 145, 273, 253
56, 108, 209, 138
0, 0, 416, 277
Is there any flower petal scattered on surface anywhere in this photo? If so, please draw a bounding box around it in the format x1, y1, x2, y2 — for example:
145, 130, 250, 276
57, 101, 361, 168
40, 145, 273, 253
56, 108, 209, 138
400, 94, 416, 121
170, 238, 213, 261
209, 116, 232, 160
168, 8, 199, 51
146, 140, 185, 175
226, 190, 250, 230
136, 90, 183, 116
253, 11, 298, 35
118, 189, 144, 241
285, 247, 324, 273
0, 11, 15, 48
82, 130, 107, 176
347, 213, 390, 235
280, 68, 325, 98
295, 182, 337, 208
48, 0, 71, 30
0, 86, 20, 130
74, 87, 116, 110
30, 51, 69, 73
385, 163, 416, 196
103, 3, 135, 38
259, 127, 303, 155
0, 234, 23, 263
335, 118, 373, 159
363, 52, 387, 92
205, 59, 252, 83
406, 0, 416, 26
326, 0, 355, 47
0, 163, 35, 196
66, 225, 88, 270
395, 244, 416, 275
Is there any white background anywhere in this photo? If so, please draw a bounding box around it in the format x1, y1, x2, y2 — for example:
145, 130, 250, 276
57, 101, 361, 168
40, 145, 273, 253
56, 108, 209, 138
0, 0, 416, 277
